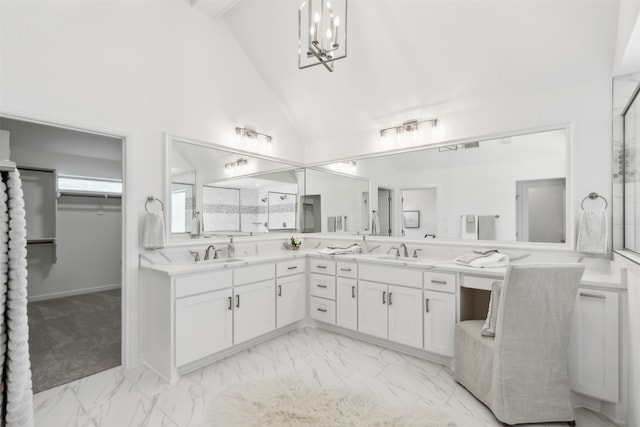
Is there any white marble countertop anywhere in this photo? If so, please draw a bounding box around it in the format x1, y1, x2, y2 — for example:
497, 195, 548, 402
141, 250, 625, 289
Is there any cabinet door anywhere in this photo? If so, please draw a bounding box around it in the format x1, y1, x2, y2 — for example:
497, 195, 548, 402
336, 277, 357, 330
276, 274, 305, 328
357, 280, 388, 339
234, 280, 276, 344
387, 284, 423, 348
569, 289, 619, 402
175, 289, 233, 366
423, 290, 456, 356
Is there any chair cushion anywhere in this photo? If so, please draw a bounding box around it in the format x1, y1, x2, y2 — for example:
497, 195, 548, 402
481, 281, 503, 336
454, 320, 496, 406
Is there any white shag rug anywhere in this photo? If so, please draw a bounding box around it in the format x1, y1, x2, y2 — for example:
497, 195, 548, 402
211, 378, 457, 427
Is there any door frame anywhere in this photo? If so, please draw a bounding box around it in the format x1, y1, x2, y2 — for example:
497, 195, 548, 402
0, 110, 134, 368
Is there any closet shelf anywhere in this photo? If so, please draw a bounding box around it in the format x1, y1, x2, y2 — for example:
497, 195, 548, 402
57, 191, 121, 199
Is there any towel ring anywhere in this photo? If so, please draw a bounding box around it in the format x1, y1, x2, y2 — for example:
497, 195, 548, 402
581, 192, 607, 210
145, 196, 165, 212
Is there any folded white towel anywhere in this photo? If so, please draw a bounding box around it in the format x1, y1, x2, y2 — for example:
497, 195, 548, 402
143, 211, 165, 250
456, 252, 509, 268
577, 209, 607, 254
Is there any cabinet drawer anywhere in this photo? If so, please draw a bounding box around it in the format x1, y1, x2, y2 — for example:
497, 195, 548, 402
309, 273, 336, 299
175, 270, 232, 298
310, 296, 336, 324
310, 259, 336, 275
359, 263, 421, 288
424, 272, 457, 293
461, 274, 501, 291
276, 258, 306, 277
337, 261, 357, 278
234, 263, 275, 286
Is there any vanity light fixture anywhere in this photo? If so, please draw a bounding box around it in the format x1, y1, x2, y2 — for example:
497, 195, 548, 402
224, 158, 249, 175
298, 0, 348, 72
379, 118, 438, 140
235, 127, 273, 150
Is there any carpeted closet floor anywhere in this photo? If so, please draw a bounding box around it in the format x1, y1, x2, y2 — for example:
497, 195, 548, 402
28, 288, 121, 393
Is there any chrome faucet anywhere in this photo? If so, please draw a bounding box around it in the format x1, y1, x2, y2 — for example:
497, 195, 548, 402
189, 250, 200, 262
399, 243, 409, 257
388, 246, 401, 257
204, 245, 218, 260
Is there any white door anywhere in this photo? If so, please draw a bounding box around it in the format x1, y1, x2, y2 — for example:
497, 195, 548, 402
569, 289, 619, 402
516, 178, 566, 243
234, 280, 276, 344
423, 290, 456, 356
175, 288, 233, 366
336, 277, 357, 330
387, 285, 423, 348
276, 274, 306, 328
358, 280, 387, 339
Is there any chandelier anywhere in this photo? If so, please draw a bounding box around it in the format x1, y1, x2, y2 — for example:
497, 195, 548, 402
298, 0, 348, 72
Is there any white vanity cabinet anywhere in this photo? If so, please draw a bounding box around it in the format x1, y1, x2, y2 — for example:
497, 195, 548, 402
358, 263, 423, 348
423, 272, 456, 357
276, 259, 306, 328
569, 288, 619, 402
336, 261, 358, 330
233, 279, 276, 344
175, 272, 233, 366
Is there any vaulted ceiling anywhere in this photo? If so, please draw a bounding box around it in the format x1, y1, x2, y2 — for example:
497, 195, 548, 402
194, 1, 619, 151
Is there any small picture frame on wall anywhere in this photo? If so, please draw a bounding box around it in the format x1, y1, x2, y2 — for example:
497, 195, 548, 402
403, 210, 420, 228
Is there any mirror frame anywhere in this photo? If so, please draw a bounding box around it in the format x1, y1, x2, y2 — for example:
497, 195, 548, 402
305, 124, 574, 249
165, 134, 305, 243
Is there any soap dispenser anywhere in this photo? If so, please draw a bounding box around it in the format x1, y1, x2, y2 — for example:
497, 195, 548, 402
228, 236, 235, 257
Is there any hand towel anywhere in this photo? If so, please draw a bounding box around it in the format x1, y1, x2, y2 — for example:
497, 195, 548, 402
478, 215, 497, 240
143, 211, 165, 250
460, 214, 478, 240
576, 209, 607, 254
455, 251, 509, 268
371, 211, 380, 236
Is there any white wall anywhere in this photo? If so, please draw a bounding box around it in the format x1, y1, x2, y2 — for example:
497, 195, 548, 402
402, 188, 436, 239
0, 119, 123, 300
0, 0, 303, 365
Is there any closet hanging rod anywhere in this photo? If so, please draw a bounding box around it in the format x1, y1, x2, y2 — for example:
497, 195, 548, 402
57, 191, 121, 199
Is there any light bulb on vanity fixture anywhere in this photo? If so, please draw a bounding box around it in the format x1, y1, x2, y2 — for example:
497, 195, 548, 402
379, 118, 438, 146
235, 126, 273, 150
299, 0, 347, 72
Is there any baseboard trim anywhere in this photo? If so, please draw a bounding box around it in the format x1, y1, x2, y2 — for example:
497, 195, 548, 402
28, 284, 121, 302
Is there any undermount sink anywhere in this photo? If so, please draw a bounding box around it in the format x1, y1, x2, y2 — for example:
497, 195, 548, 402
195, 258, 244, 264
377, 255, 419, 262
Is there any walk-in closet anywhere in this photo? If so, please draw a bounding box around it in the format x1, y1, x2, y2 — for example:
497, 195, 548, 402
0, 117, 123, 392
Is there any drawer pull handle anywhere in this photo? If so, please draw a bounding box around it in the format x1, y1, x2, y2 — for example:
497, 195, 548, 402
425, 298, 430, 313
236, 295, 240, 308
316, 265, 327, 269
340, 268, 352, 272
287, 266, 298, 270
352, 286, 356, 298
382, 291, 386, 305
579, 292, 606, 300
388, 292, 393, 305
228, 296, 232, 311
278, 285, 282, 297
431, 280, 447, 285
317, 284, 328, 288
317, 308, 328, 313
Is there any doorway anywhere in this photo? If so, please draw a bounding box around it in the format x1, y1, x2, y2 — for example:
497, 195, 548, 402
401, 187, 437, 239
301, 194, 322, 232
0, 116, 124, 392
377, 188, 393, 236
516, 178, 566, 243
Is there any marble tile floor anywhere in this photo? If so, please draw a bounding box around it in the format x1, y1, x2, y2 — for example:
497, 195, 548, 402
33, 327, 619, 427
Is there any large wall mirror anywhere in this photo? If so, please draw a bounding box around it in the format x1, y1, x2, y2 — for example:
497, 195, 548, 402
311, 127, 569, 245
167, 136, 303, 241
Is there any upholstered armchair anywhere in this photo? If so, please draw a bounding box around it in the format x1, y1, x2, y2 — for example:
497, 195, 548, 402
454, 264, 585, 426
